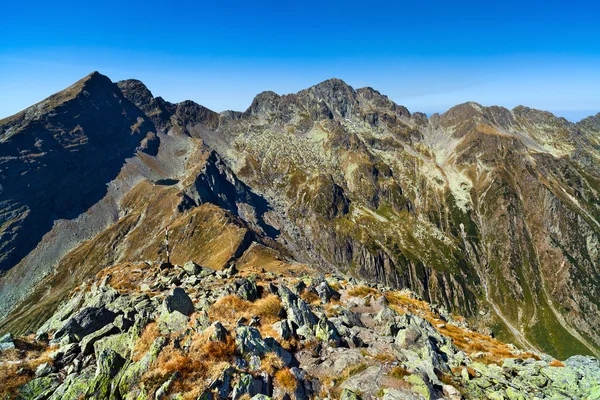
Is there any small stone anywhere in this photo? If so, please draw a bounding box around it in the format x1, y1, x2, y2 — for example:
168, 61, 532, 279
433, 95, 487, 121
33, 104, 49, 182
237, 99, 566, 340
0, 333, 15, 351
35, 362, 55, 377
341, 388, 362, 400
211, 321, 229, 342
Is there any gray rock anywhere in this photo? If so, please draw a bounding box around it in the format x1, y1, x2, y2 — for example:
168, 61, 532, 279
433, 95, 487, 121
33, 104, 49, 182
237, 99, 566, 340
278, 285, 317, 334
315, 318, 341, 345
52, 343, 80, 369
86, 349, 126, 399
0, 332, 15, 351
156, 372, 180, 399
163, 287, 195, 316
232, 373, 263, 399
341, 388, 362, 400
158, 310, 190, 334
18, 373, 61, 399
54, 306, 117, 342
236, 326, 292, 366
314, 278, 340, 303
236, 278, 259, 301
211, 321, 229, 342
80, 323, 120, 355
35, 362, 55, 378
94, 332, 132, 360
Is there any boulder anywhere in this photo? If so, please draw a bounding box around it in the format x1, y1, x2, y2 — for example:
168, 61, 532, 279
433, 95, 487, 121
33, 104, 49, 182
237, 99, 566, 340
232, 373, 263, 399
54, 306, 118, 341
278, 285, 317, 334
18, 374, 61, 399
163, 288, 195, 316
52, 343, 81, 369
315, 318, 341, 345
313, 278, 340, 303
158, 310, 190, 334
118, 336, 168, 397
156, 372, 180, 399
94, 332, 132, 360
211, 321, 229, 342
80, 323, 120, 355
236, 278, 259, 301
35, 362, 56, 378
235, 326, 292, 366
87, 349, 126, 399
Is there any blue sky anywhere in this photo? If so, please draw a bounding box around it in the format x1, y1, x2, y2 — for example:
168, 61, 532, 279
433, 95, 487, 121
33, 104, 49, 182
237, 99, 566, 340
1, 0, 600, 121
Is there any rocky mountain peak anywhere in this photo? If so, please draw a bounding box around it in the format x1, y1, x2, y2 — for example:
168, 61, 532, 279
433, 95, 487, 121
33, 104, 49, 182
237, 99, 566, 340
298, 78, 358, 118
243, 91, 282, 117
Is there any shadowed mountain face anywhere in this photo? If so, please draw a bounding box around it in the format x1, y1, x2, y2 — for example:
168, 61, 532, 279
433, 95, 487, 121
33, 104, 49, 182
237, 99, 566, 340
0, 73, 599, 359
0, 72, 157, 273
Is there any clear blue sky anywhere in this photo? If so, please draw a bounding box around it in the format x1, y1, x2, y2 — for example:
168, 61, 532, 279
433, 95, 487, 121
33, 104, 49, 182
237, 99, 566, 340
1, 0, 600, 121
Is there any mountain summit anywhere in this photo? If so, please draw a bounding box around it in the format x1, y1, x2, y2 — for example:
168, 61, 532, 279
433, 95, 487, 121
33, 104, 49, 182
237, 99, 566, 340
0, 72, 599, 367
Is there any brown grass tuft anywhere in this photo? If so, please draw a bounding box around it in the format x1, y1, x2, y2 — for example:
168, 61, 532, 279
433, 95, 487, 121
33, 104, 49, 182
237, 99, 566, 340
388, 366, 411, 380
301, 290, 321, 305
0, 337, 53, 399
347, 286, 378, 298
200, 335, 236, 360
275, 368, 297, 393
549, 359, 565, 367
261, 352, 285, 375
133, 322, 160, 361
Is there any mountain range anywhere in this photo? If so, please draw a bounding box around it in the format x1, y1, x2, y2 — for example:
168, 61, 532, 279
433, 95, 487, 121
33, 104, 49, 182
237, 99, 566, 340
1, 71, 599, 361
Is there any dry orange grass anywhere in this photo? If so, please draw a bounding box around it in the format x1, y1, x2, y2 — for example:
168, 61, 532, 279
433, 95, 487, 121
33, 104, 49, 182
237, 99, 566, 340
208, 294, 283, 328
261, 351, 285, 375
133, 322, 160, 361
347, 286, 378, 298
275, 368, 297, 393
549, 359, 565, 367
142, 330, 237, 399
301, 290, 321, 305
94, 262, 153, 294
388, 366, 411, 380
0, 336, 53, 399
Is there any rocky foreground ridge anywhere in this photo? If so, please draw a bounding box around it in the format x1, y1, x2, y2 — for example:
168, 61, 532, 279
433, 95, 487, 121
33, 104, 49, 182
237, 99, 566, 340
1, 259, 599, 400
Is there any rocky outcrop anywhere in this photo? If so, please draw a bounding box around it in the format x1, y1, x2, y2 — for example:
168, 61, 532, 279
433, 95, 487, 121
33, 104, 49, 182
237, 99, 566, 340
1, 260, 599, 399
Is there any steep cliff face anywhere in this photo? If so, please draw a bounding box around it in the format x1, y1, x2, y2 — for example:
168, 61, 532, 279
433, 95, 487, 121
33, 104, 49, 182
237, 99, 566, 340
0, 73, 599, 359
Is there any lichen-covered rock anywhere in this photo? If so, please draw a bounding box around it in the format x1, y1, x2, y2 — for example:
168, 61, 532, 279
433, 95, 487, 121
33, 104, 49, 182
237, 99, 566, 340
278, 285, 317, 334
94, 332, 132, 360
87, 349, 126, 399
158, 310, 190, 334
235, 278, 259, 301
210, 321, 229, 342
232, 373, 263, 399
18, 374, 61, 399
118, 336, 168, 397
53, 306, 118, 342
35, 362, 55, 378
340, 388, 362, 400
155, 372, 180, 400
236, 326, 292, 366
313, 277, 340, 303
314, 318, 341, 345
80, 322, 120, 355
49, 366, 95, 400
